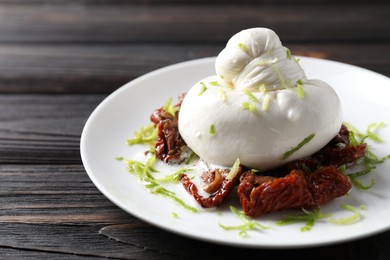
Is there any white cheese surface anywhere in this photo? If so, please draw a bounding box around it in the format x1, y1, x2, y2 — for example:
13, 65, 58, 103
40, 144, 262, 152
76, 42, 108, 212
178, 28, 342, 170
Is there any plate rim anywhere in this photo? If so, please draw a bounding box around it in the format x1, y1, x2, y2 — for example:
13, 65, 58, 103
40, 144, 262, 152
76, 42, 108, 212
80, 56, 390, 249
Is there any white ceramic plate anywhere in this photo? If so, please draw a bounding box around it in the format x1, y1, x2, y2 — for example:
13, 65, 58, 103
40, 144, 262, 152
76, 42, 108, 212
80, 57, 390, 248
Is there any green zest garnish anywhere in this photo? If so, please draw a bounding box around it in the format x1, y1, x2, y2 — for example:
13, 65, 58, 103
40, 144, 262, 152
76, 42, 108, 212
259, 84, 266, 93
276, 208, 330, 232
209, 81, 219, 86
243, 88, 259, 102
296, 79, 304, 99
155, 167, 192, 183
366, 122, 385, 142
163, 97, 176, 117
125, 155, 197, 212
226, 158, 241, 180
329, 204, 361, 224
238, 42, 249, 54
115, 156, 124, 161
209, 124, 216, 135
272, 66, 289, 89
171, 212, 179, 218
262, 94, 271, 111
286, 48, 292, 59
219, 206, 269, 237
282, 133, 315, 160
344, 121, 385, 143
242, 101, 257, 113
218, 87, 226, 102
349, 167, 376, 190
185, 151, 198, 165
344, 122, 390, 190
198, 82, 208, 96
127, 123, 158, 146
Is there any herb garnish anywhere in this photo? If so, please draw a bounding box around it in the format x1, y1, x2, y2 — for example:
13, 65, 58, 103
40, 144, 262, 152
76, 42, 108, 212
286, 48, 292, 59
163, 97, 176, 117
344, 122, 390, 190
282, 133, 315, 160
243, 88, 259, 102
262, 94, 271, 111
218, 87, 226, 102
124, 155, 198, 212
209, 124, 216, 135
276, 208, 330, 232
219, 206, 269, 237
127, 123, 158, 146
296, 79, 304, 99
238, 42, 249, 54
242, 101, 257, 113
198, 82, 208, 96
329, 204, 361, 225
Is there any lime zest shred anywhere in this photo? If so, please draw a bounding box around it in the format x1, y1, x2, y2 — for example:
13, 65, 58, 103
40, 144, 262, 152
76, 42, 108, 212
238, 42, 249, 54
295, 57, 300, 63
226, 158, 241, 180
242, 101, 257, 113
218, 87, 226, 102
219, 206, 269, 237
125, 155, 197, 213
296, 79, 304, 99
259, 84, 267, 93
127, 123, 158, 146
243, 88, 259, 102
115, 156, 124, 161
282, 133, 315, 160
329, 204, 361, 224
155, 167, 192, 183
344, 121, 385, 143
276, 208, 330, 232
185, 151, 198, 165
366, 122, 385, 142
209, 81, 219, 86
171, 212, 179, 218
344, 122, 390, 190
286, 48, 292, 59
209, 124, 216, 135
262, 93, 271, 111
348, 166, 376, 190
163, 97, 176, 117
198, 82, 208, 96
272, 66, 289, 89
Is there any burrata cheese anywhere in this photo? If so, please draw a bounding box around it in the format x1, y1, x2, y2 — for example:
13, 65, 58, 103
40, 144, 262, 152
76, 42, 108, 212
178, 28, 342, 170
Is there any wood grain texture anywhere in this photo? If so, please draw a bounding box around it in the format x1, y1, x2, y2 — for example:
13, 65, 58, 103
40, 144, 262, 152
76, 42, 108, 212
0, 0, 389, 258
0, 94, 104, 163
0, 43, 388, 93
0, 3, 388, 44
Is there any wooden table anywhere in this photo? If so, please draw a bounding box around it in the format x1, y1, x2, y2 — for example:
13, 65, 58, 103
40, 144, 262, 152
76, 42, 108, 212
1, 0, 389, 259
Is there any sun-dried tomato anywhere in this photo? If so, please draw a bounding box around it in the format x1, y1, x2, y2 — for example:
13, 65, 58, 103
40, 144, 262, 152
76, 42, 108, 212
237, 166, 352, 217
151, 94, 187, 163
180, 166, 242, 208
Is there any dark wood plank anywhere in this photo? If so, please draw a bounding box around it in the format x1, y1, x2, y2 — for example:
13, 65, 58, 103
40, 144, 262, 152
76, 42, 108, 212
0, 0, 386, 4
0, 162, 385, 259
0, 164, 132, 224
0, 43, 388, 94
0, 4, 388, 44
0, 165, 380, 259
0, 94, 104, 164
